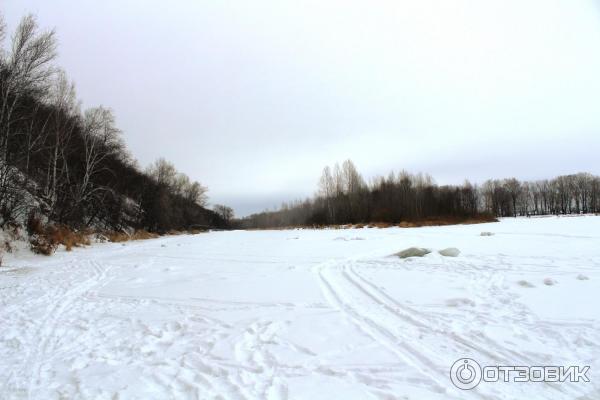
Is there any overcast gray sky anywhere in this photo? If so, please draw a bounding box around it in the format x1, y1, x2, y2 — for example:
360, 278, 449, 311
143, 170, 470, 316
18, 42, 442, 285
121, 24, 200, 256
4, 1, 600, 216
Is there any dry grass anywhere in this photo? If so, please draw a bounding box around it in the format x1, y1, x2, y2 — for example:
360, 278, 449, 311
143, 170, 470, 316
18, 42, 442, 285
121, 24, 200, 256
25, 215, 164, 255
395, 215, 498, 228
30, 225, 92, 255
132, 230, 159, 240
106, 230, 159, 243
63, 231, 91, 251
367, 222, 394, 229
246, 214, 497, 231
397, 221, 418, 228
106, 232, 129, 243
51, 226, 91, 251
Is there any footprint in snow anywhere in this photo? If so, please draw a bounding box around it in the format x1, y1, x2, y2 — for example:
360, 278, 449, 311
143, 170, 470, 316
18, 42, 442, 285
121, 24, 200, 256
517, 280, 535, 288
576, 274, 590, 281
445, 297, 476, 307
543, 278, 557, 286
165, 321, 182, 332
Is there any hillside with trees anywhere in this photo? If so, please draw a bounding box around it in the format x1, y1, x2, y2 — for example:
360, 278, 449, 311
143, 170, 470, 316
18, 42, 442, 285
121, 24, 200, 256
239, 160, 599, 229
0, 14, 226, 235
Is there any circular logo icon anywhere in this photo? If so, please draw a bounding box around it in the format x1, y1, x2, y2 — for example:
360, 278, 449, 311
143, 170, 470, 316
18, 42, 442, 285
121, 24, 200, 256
450, 358, 482, 390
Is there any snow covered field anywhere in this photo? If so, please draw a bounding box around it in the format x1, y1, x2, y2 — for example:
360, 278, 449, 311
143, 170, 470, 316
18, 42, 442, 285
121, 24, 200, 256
1, 216, 599, 399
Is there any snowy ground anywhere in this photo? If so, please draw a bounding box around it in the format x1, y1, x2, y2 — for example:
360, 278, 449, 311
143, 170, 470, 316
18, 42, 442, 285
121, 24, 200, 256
1, 216, 599, 399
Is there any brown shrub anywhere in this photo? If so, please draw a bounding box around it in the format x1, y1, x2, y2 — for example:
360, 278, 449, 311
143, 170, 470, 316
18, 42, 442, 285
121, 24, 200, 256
30, 235, 57, 255
26, 211, 44, 236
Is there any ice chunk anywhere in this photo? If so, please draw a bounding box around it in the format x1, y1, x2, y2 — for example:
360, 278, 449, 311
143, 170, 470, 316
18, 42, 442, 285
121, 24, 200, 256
438, 247, 460, 257
395, 247, 431, 258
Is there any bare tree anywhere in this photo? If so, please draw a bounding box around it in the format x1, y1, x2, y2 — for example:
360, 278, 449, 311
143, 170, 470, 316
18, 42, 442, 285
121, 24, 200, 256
213, 204, 234, 223
0, 14, 56, 159
0, 14, 56, 224
72, 107, 123, 220
44, 70, 78, 215
147, 158, 177, 188
318, 166, 335, 223
503, 178, 522, 216
184, 181, 208, 207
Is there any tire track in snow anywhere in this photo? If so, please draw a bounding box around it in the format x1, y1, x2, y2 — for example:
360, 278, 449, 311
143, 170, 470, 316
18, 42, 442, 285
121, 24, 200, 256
345, 263, 534, 365
315, 260, 457, 398
341, 260, 571, 398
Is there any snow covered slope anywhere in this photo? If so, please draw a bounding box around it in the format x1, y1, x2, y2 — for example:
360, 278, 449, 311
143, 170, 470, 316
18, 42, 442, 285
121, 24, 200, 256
1, 216, 599, 399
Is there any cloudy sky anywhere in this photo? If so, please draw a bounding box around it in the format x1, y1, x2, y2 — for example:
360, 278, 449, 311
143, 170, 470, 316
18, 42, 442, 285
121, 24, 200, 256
4, 1, 600, 216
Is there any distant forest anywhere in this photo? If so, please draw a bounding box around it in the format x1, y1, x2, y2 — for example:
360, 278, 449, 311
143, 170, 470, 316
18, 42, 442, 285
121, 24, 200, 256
0, 14, 226, 232
239, 159, 600, 229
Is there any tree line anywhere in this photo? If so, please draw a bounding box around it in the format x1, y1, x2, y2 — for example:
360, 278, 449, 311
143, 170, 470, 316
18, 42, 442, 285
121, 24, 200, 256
481, 173, 600, 217
239, 160, 599, 229
0, 14, 226, 232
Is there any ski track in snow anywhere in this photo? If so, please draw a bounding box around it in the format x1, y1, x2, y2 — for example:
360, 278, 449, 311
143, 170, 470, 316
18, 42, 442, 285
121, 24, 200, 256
1, 216, 599, 399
